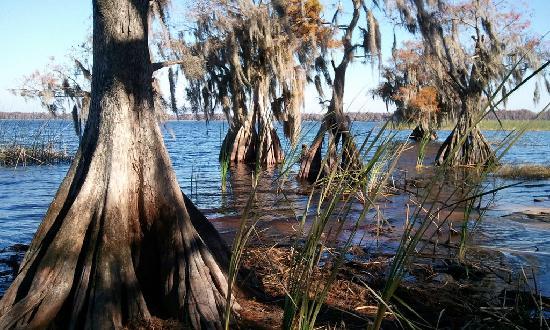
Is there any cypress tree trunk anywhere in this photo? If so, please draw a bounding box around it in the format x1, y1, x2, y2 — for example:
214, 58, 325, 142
409, 121, 436, 141
255, 88, 284, 165
220, 121, 284, 166
298, 65, 361, 182
220, 120, 284, 165
220, 98, 283, 166
436, 95, 493, 166
0, 1, 236, 328
220, 120, 257, 164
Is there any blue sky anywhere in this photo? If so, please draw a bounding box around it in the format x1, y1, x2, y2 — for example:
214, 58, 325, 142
0, 0, 548, 114
0, 1, 91, 112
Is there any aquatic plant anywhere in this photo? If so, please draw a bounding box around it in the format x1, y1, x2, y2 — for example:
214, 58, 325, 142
0, 144, 70, 167
0, 121, 72, 167
495, 164, 550, 180
278, 120, 407, 329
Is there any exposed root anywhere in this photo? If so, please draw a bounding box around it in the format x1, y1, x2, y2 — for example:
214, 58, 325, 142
298, 124, 361, 183
220, 121, 283, 166
436, 123, 494, 167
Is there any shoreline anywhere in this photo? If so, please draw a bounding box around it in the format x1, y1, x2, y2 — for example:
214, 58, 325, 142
3, 118, 550, 131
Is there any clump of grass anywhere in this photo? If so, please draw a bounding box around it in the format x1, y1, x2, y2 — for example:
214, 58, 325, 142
279, 122, 409, 329
0, 120, 74, 167
495, 164, 550, 180
0, 143, 71, 167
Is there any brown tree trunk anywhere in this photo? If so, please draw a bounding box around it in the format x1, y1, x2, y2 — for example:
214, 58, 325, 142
436, 95, 493, 166
0, 1, 236, 328
255, 96, 284, 165
298, 65, 361, 182
297, 123, 328, 182
220, 112, 283, 166
220, 120, 257, 164
409, 122, 437, 141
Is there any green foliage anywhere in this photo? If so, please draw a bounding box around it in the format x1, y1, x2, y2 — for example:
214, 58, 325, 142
439, 119, 550, 131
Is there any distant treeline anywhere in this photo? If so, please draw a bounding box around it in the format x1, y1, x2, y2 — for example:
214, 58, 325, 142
1, 109, 548, 121
302, 112, 391, 121
0, 112, 70, 120
0, 112, 229, 121
482, 109, 550, 120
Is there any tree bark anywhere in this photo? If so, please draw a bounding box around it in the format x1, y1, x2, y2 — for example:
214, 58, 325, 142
255, 91, 284, 165
0, 1, 236, 328
409, 122, 437, 141
220, 115, 283, 166
436, 95, 494, 166
221, 120, 257, 164
298, 65, 361, 182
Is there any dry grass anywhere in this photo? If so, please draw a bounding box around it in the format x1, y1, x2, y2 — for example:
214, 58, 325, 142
0, 143, 71, 167
236, 245, 546, 328
239, 246, 386, 325
495, 164, 550, 180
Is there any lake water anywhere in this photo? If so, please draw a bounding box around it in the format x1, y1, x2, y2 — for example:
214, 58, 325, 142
0, 119, 549, 295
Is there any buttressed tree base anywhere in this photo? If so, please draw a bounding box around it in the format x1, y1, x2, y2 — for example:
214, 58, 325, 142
0, 0, 237, 328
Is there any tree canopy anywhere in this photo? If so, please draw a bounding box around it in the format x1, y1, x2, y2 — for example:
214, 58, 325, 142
387, 0, 549, 165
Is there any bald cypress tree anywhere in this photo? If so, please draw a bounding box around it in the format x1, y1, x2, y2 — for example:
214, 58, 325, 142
0, 0, 236, 328
375, 41, 450, 141
298, 0, 382, 182
394, 0, 547, 166
180, 0, 325, 165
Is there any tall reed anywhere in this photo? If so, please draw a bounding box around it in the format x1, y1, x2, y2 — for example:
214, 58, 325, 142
369, 58, 550, 329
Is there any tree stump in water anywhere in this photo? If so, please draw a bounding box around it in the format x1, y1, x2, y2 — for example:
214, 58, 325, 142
298, 121, 361, 183
409, 124, 437, 141
220, 121, 284, 166
436, 110, 494, 167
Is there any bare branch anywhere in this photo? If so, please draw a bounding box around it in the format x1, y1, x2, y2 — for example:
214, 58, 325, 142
75, 60, 92, 81
151, 59, 187, 72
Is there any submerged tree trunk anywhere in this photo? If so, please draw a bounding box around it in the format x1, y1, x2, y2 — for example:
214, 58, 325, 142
0, 1, 236, 328
221, 120, 257, 164
256, 94, 284, 165
409, 122, 437, 141
220, 112, 283, 166
298, 65, 361, 182
436, 95, 493, 166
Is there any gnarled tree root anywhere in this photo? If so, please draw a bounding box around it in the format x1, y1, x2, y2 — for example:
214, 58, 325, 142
220, 123, 283, 166
0, 127, 239, 329
436, 126, 494, 167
